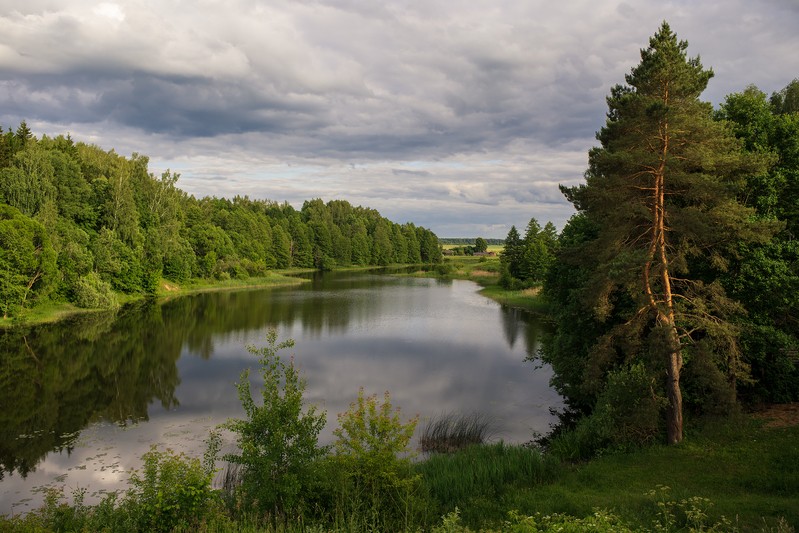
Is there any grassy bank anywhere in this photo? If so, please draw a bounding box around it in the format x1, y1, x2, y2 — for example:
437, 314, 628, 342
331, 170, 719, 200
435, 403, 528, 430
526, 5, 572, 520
406, 254, 549, 313
0, 270, 311, 329
419, 411, 799, 531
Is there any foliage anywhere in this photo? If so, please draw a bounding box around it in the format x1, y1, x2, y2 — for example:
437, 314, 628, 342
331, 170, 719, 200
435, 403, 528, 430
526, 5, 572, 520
547, 363, 665, 461
72, 271, 119, 309
222, 331, 327, 520
715, 82, 799, 404
542, 22, 776, 447
126, 446, 219, 532
0, 204, 57, 318
500, 219, 557, 289
330, 388, 421, 531
0, 126, 442, 321
2, 408, 798, 531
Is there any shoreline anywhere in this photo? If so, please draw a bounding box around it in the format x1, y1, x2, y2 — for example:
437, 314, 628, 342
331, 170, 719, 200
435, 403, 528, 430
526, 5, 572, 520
0, 270, 313, 329
0, 261, 547, 329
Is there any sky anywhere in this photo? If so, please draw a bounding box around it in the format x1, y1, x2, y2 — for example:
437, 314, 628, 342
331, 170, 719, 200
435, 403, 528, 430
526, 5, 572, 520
1, 1, 798, 238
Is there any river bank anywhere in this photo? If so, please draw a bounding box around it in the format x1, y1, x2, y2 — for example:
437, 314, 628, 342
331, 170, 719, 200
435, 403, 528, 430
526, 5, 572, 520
0, 271, 309, 329
404, 254, 550, 314
2, 260, 544, 329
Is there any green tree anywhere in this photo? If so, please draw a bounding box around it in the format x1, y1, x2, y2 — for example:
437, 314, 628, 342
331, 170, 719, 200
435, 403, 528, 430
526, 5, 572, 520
0, 205, 57, 317
717, 82, 799, 403
770, 78, 799, 115
222, 332, 327, 520
0, 146, 56, 217
499, 225, 522, 287
351, 219, 371, 265
553, 22, 774, 444
271, 223, 292, 269
474, 237, 488, 253
332, 389, 419, 531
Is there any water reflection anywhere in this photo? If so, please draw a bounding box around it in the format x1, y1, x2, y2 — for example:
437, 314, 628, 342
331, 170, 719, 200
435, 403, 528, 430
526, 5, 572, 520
0, 271, 560, 513
0, 307, 180, 480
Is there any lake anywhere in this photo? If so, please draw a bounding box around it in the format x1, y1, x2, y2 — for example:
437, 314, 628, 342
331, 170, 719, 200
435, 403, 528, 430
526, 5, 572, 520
0, 270, 561, 515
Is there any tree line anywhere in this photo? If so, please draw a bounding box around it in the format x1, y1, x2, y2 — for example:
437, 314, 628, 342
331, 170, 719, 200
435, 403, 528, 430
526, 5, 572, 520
535, 23, 799, 455
0, 129, 442, 318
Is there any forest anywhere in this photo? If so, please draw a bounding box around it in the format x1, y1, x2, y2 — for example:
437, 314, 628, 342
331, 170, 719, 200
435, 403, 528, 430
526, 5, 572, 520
0, 131, 442, 319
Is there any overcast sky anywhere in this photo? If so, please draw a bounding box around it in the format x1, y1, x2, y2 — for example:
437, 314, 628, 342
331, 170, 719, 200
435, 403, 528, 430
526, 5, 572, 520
1, 1, 798, 237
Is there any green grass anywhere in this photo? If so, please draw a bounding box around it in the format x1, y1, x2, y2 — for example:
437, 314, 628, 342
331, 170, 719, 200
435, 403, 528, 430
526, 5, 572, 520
417, 414, 799, 531
419, 413, 494, 454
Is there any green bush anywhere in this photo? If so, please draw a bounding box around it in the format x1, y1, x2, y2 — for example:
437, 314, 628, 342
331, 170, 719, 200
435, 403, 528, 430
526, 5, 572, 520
331, 388, 421, 531
222, 331, 327, 521
126, 446, 218, 532
548, 363, 665, 461
72, 272, 119, 309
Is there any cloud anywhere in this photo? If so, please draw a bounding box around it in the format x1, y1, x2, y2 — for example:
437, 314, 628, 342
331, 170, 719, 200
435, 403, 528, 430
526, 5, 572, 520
1, 0, 797, 236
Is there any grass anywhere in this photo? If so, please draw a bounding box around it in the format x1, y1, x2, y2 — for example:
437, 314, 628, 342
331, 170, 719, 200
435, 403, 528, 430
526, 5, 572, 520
419, 413, 494, 454
418, 413, 799, 531
417, 442, 561, 511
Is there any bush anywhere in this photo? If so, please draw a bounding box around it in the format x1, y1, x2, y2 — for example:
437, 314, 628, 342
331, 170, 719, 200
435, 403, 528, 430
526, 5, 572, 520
222, 331, 327, 521
331, 389, 421, 531
72, 272, 119, 309
548, 363, 664, 461
126, 446, 219, 533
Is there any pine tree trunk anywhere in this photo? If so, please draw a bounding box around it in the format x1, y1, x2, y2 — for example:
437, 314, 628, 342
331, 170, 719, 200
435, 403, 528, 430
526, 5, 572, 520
666, 358, 684, 443
653, 110, 684, 444
665, 325, 684, 444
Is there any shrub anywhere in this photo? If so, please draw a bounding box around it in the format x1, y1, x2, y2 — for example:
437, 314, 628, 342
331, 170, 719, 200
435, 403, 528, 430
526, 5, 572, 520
72, 272, 119, 309
222, 331, 327, 521
126, 446, 218, 533
548, 363, 664, 461
331, 389, 421, 531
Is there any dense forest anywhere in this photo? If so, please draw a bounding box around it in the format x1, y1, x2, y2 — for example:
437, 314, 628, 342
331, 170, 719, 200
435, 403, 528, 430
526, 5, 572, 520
0, 130, 442, 318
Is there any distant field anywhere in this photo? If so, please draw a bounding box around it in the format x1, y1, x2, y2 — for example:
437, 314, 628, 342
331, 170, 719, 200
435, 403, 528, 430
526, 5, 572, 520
441, 244, 503, 252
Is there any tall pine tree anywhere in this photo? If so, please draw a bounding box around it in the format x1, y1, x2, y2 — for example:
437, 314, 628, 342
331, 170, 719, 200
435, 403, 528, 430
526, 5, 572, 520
558, 22, 774, 444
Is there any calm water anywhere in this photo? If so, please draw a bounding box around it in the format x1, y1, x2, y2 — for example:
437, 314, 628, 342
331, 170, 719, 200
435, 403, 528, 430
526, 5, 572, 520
0, 271, 561, 514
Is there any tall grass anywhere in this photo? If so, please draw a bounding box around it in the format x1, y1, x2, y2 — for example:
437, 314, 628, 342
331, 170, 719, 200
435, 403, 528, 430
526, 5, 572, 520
419, 412, 493, 453
417, 442, 560, 507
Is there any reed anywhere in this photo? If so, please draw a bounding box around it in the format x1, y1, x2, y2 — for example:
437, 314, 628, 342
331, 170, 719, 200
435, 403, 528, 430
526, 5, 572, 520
418, 412, 493, 454
416, 441, 560, 506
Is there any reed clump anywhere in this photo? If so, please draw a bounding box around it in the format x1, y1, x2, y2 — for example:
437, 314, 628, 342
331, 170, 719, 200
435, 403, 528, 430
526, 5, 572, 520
419, 413, 493, 454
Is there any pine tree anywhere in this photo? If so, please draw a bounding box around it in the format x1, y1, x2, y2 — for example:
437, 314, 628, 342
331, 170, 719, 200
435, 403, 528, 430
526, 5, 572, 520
560, 22, 774, 444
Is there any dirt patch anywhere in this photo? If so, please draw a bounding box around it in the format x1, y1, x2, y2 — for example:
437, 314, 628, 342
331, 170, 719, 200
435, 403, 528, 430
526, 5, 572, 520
470, 270, 499, 278
752, 403, 799, 428
162, 283, 179, 292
